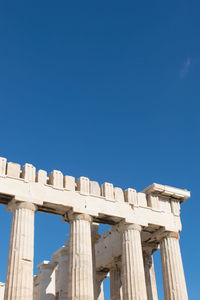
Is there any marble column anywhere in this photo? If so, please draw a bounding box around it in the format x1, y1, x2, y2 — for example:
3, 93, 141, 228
92, 223, 104, 300
96, 271, 107, 300
160, 232, 188, 300
143, 249, 158, 300
120, 223, 147, 300
110, 263, 123, 300
4, 201, 37, 300
67, 213, 94, 300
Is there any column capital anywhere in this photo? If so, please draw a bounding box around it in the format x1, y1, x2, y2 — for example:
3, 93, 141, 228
67, 211, 92, 222
7, 200, 37, 212
164, 231, 180, 240
116, 221, 142, 233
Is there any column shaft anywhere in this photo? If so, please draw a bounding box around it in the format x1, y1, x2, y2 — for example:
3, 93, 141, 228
160, 233, 188, 300
143, 251, 158, 300
67, 213, 94, 300
110, 265, 123, 300
4, 201, 36, 300
121, 224, 147, 300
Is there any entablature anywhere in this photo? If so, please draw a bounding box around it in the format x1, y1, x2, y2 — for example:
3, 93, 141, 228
0, 157, 190, 229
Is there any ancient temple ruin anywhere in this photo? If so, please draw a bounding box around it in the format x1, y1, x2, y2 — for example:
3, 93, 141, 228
0, 157, 189, 299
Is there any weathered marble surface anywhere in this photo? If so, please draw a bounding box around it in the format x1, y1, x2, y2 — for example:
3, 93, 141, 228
0, 157, 190, 300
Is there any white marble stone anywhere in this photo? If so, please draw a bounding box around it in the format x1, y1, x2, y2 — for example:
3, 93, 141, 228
36, 170, 47, 184
120, 223, 147, 300
77, 177, 90, 194
90, 181, 100, 196
147, 194, 160, 210
0, 156, 191, 300
64, 176, 76, 191
52, 245, 69, 300
37, 261, 57, 300
160, 232, 188, 300
143, 250, 158, 300
110, 263, 123, 300
114, 188, 124, 203
67, 213, 94, 300
124, 188, 138, 206
101, 182, 114, 201
0, 283, 5, 300
6, 162, 21, 178
4, 201, 36, 300
0, 157, 7, 176
21, 163, 36, 181
171, 198, 181, 216
0, 158, 190, 230
49, 170, 63, 188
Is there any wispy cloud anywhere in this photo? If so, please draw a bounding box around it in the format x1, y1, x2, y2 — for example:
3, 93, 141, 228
180, 58, 191, 79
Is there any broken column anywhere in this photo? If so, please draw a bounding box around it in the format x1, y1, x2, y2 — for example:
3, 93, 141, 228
37, 261, 57, 300
96, 271, 107, 300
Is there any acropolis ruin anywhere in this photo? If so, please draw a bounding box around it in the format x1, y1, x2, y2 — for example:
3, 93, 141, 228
0, 156, 189, 299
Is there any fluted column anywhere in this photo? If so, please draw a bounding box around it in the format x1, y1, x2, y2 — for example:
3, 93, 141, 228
91, 223, 102, 300
67, 213, 94, 300
120, 223, 147, 300
160, 232, 188, 300
4, 201, 37, 300
143, 249, 158, 300
110, 262, 123, 300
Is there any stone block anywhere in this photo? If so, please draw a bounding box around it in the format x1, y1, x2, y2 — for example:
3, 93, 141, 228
0, 157, 7, 176
6, 162, 21, 178
159, 196, 171, 213
21, 163, 36, 181
90, 181, 100, 196
64, 175, 76, 191
101, 182, 114, 200
171, 198, 180, 216
49, 170, 63, 188
137, 192, 147, 207
147, 194, 160, 210
114, 187, 124, 202
36, 170, 47, 184
124, 188, 138, 206
76, 177, 90, 194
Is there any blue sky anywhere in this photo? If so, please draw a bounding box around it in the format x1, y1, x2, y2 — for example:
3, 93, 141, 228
0, 0, 199, 298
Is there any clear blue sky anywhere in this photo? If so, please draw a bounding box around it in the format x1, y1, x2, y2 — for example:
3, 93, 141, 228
0, 1, 199, 298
